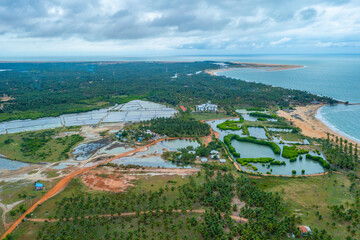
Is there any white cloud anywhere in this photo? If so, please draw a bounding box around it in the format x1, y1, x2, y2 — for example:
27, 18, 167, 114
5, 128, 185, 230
0, 0, 359, 55
270, 37, 291, 45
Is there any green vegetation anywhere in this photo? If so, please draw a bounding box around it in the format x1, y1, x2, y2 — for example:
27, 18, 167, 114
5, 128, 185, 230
11, 169, 322, 240
249, 112, 277, 119
278, 132, 302, 141
139, 116, 210, 137
323, 135, 358, 170
216, 119, 243, 130
0, 62, 333, 122
237, 157, 275, 165
227, 135, 281, 154
223, 134, 240, 157
256, 173, 355, 239
271, 160, 286, 165
0, 128, 83, 163
241, 125, 249, 135
257, 117, 267, 121
282, 145, 309, 158
306, 154, 330, 169
190, 112, 230, 121
245, 107, 265, 111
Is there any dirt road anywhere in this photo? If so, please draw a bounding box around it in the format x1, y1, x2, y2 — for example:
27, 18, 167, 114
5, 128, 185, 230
27, 209, 248, 223
1, 137, 180, 239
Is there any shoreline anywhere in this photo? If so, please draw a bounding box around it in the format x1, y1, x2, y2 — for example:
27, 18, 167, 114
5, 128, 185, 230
206, 62, 305, 76
278, 104, 360, 147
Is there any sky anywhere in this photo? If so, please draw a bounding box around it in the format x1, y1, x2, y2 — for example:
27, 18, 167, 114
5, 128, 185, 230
0, 0, 360, 57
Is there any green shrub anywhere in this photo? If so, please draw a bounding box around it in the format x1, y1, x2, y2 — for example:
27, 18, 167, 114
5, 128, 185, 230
282, 145, 309, 158
237, 157, 274, 165
306, 154, 330, 169
249, 112, 277, 119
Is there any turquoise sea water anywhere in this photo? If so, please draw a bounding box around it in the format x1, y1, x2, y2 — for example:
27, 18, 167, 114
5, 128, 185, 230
217, 55, 360, 143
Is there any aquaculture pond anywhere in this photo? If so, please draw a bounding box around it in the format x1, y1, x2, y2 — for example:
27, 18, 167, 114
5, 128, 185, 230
98, 143, 135, 155
231, 140, 325, 175
242, 114, 258, 121
248, 127, 267, 139
0, 157, 29, 172
72, 139, 112, 161
206, 119, 247, 141
112, 139, 198, 168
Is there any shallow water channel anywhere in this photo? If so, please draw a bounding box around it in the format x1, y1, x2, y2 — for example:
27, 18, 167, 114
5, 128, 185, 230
0, 157, 29, 172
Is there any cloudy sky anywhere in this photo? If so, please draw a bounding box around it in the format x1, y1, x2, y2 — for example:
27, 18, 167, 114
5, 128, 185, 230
0, 0, 360, 56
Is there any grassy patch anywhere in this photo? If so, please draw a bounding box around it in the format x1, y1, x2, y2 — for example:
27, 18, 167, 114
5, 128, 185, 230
279, 132, 302, 141
0, 127, 84, 163
190, 112, 231, 121
255, 173, 354, 240
42, 171, 60, 178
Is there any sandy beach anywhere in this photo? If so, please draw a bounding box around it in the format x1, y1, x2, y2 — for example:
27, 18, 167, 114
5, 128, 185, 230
206, 62, 304, 76
278, 104, 359, 147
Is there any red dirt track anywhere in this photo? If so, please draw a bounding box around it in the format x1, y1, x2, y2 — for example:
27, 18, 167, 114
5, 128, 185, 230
1, 137, 180, 239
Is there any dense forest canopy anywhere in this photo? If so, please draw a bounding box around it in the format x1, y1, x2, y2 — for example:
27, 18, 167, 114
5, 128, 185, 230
0, 61, 335, 122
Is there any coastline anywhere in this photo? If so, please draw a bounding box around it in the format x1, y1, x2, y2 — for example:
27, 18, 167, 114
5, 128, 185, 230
206, 62, 305, 76
278, 104, 360, 147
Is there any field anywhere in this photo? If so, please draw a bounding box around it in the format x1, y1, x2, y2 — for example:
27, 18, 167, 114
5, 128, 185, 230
0, 127, 83, 163
255, 173, 355, 239
279, 132, 302, 141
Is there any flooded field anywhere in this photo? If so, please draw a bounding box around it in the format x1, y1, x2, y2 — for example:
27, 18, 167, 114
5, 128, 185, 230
112, 139, 199, 168
0, 100, 177, 135
0, 157, 29, 172
231, 141, 325, 175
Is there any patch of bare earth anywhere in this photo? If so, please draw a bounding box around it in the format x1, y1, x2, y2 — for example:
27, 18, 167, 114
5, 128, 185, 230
81, 169, 136, 193
81, 166, 199, 193
231, 197, 246, 220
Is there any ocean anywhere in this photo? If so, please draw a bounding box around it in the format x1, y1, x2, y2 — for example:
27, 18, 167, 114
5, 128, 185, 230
216, 54, 360, 143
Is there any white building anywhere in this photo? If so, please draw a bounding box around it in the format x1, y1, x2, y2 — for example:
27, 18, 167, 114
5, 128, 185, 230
201, 158, 208, 163
196, 101, 218, 112
220, 159, 226, 163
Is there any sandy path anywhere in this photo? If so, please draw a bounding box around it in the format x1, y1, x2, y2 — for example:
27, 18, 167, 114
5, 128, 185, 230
278, 104, 360, 147
206, 62, 304, 76
0, 137, 182, 239
0, 200, 23, 230
27, 209, 248, 223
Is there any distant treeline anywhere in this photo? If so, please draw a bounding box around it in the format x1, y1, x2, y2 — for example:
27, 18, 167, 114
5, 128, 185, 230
0, 61, 336, 122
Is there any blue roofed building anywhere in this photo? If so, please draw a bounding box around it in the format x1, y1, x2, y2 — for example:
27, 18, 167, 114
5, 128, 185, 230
35, 182, 44, 190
